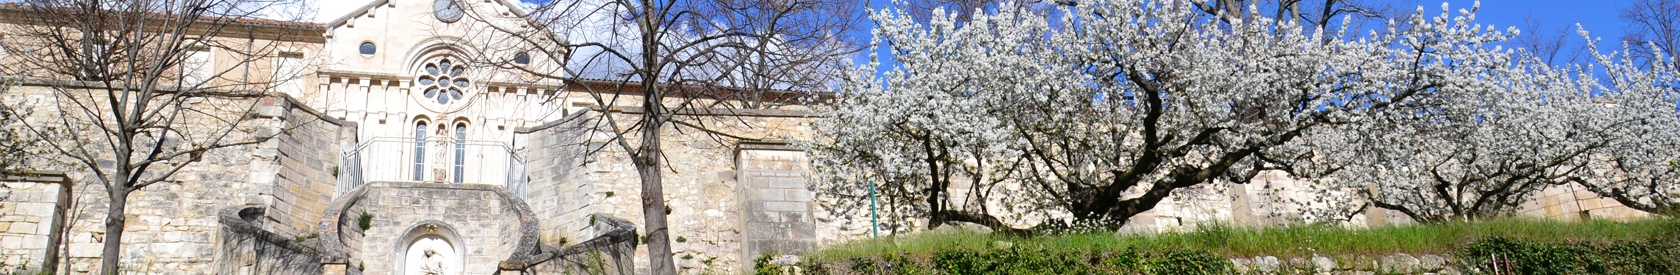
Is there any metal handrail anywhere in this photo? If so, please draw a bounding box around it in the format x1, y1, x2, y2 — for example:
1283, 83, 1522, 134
336, 137, 528, 199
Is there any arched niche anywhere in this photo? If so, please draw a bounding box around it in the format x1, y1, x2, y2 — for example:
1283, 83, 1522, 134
391, 220, 468, 275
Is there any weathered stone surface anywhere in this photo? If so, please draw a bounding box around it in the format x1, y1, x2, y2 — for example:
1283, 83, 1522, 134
1379, 253, 1421, 274
1231, 258, 1252, 274
216, 206, 325, 275
1311, 256, 1337, 273
1254, 256, 1281, 273
1419, 254, 1447, 271
514, 214, 637, 275
320, 182, 530, 275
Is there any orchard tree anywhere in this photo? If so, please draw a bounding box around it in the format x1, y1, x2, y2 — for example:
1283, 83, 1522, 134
1312, 58, 1620, 222
1574, 39, 1680, 217
815, 0, 1537, 231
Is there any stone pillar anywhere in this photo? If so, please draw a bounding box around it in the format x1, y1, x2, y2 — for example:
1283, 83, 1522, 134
736, 146, 816, 271
1229, 181, 1257, 227
1365, 185, 1388, 227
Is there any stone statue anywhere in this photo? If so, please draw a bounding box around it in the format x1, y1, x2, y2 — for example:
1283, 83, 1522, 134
419, 248, 446, 275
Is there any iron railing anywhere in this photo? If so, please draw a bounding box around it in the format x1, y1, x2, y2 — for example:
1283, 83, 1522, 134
336, 137, 528, 198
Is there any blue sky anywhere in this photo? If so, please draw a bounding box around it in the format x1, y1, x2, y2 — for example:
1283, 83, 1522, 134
1460, 0, 1633, 52
853, 0, 1642, 72
308, 0, 1643, 75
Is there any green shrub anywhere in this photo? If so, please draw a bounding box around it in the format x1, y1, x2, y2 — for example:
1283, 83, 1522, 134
885, 253, 933, 275
753, 252, 779, 275
1140, 250, 1231, 275
1457, 236, 1680, 275
1597, 241, 1680, 274
797, 257, 830, 274
846, 257, 875, 274
357, 212, 374, 230
931, 250, 997, 274
927, 246, 1218, 275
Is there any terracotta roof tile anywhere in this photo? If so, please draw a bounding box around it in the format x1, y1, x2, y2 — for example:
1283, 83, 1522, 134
0, 3, 323, 30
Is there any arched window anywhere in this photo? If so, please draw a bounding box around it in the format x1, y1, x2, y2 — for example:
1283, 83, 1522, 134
453, 123, 466, 183
413, 121, 428, 181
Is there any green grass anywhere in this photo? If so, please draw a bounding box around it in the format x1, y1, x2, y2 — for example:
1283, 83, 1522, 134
811, 217, 1680, 260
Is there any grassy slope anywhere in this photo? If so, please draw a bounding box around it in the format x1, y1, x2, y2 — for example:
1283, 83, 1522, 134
812, 218, 1680, 260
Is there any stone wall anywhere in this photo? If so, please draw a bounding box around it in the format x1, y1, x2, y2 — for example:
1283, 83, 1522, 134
0, 176, 66, 273
507, 214, 638, 275
1520, 183, 1650, 222
215, 207, 326, 275
256, 96, 355, 238
345, 182, 531, 275
516, 113, 600, 249
515, 107, 819, 274
737, 148, 816, 269
0, 89, 350, 274
1229, 253, 1459, 275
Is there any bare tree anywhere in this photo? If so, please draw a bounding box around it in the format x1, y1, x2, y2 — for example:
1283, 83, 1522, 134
1516, 15, 1584, 66
1621, 0, 1679, 69
901, 0, 1060, 23
461, 0, 865, 273
0, 0, 310, 273
1191, 0, 1397, 31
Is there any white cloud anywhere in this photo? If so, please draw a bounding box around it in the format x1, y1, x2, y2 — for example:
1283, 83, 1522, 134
311, 0, 379, 22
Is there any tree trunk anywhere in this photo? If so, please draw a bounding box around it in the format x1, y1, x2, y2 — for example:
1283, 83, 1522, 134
99, 186, 127, 275
635, 98, 676, 273
634, 104, 674, 274
637, 1, 675, 272
634, 141, 674, 274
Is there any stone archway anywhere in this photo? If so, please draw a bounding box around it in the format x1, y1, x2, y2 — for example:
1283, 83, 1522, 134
393, 221, 467, 275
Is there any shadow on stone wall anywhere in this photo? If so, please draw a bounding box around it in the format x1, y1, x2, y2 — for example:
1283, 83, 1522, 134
501, 214, 637, 275
216, 206, 326, 275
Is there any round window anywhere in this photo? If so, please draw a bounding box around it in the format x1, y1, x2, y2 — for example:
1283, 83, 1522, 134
416, 59, 470, 105
433, 0, 464, 23
513, 52, 530, 65
359, 42, 376, 56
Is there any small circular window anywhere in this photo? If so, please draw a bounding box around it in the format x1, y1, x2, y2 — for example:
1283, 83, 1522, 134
416, 58, 470, 105
512, 52, 530, 65
359, 42, 377, 56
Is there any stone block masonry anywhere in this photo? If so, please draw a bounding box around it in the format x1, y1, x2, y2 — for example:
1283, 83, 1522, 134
516, 109, 825, 274
336, 182, 530, 275
2, 92, 353, 275
261, 96, 354, 238
216, 207, 326, 275
515, 113, 599, 250
737, 148, 816, 271
0, 178, 64, 273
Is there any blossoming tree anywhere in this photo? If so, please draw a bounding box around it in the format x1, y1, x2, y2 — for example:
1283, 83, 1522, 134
813, 0, 1568, 230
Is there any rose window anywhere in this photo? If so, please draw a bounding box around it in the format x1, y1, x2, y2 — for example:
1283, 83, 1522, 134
416, 59, 470, 105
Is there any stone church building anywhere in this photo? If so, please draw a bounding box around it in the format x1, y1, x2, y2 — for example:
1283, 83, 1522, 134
0, 0, 1655, 274
0, 0, 831, 273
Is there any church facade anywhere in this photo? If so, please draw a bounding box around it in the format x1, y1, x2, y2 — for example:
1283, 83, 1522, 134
0, 0, 839, 273
0, 0, 1656, 274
